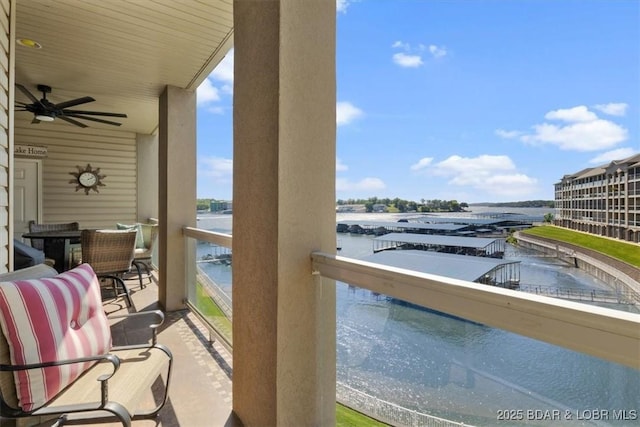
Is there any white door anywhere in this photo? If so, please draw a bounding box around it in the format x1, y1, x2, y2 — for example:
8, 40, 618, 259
13, 159, 42, 240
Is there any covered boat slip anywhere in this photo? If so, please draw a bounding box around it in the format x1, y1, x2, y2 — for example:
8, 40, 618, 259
414, 217, 501, 226
408, 213, 544, 230
416, 212, 544, 224
361, 250, 521, 288
336, 215, 538, 237
337, 220, 469, 235
374, 232, 506, 258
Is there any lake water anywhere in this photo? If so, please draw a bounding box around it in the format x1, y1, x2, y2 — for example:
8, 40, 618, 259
195, 208, 640, 426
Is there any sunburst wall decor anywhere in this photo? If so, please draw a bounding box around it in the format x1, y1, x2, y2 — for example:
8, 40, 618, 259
69, 164, 106, 195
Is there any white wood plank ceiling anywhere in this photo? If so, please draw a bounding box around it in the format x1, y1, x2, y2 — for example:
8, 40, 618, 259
14, 0, 234, 134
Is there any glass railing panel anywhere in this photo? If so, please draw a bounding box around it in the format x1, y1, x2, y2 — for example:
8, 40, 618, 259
336, 282, 640, 427
184, 230, 233, 349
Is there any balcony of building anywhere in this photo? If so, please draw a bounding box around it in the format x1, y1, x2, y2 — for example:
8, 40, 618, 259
2, 2, 640, 426
37, 228, 640, 426
71, 226, 640, 426
3, 224, 640, 426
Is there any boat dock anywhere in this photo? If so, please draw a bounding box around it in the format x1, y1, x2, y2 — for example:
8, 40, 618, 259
337, 220, 469, 235
337, 213, 542, 237
373, 233, 505, 258
362, 250, 521, 289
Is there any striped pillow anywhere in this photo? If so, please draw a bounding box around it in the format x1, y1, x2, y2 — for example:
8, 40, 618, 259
0, 264, 111, 411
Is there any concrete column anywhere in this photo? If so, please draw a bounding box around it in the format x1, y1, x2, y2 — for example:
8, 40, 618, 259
232, 0, 336, 425
136, 133, 159, 223
158, 86, 196, 310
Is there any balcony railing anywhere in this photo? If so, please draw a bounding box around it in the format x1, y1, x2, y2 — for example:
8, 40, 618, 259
182, 226, 640, 425
183, 227, 233, 352
310, 252, 639, 369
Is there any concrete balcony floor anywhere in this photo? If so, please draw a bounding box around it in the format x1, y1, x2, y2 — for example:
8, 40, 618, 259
21, 272, 239, 427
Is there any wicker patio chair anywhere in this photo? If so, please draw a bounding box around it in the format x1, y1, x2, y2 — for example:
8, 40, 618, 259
81, 229, 139, 308
28, 221, 81, 269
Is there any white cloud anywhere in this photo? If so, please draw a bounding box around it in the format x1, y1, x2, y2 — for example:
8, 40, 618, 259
517, 106, 628, 151
434, 154, 515, 178
199, 49, 234, 112
495, 129, 522, 139
197, 78, 221, 106
336, 0, 353, 13
521, 120, 628, 151
336, 158, 349, 172
428, 44, 447, 58
210, 49, 234, 84
392, 40, 445, 67
198, 156, 233, 181
336, 177, 386, 192
392, 40, 409, 50
337, 101, 363, 126
410, 157, 434, 171
431, 154, 538, 197
589, 148, 639, 164
544, 106, 597, 122
482, 174, 540, 197
392, 52, 423, 68
593, 103, 628, 116
205, 106, 226, 115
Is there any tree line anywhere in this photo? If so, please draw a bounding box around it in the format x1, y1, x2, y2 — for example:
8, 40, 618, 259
200, 197, 554, 212
469, 200, 554, 208
336, 197, 469, 213
197, 198, 214, 211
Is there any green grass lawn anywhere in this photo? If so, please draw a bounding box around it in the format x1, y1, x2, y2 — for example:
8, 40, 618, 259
521, 225, 640, 267
336, 403, 389, 426
194, 281, 233, 344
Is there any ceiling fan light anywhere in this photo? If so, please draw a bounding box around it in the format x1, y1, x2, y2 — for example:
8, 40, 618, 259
17, 38, 42, 49
35, 114, 54, 122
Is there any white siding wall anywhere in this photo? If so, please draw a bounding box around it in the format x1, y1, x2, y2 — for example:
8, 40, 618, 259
0, 0, 11, 272
15, 117, 138, 229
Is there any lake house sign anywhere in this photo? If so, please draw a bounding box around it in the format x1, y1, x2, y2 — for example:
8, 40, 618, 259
14, 144, 48, 158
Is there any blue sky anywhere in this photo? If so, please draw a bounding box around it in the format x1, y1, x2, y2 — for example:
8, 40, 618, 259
196, 0, 639, 204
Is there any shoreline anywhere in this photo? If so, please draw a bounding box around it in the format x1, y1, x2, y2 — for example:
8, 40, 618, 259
515, 232, 640, 301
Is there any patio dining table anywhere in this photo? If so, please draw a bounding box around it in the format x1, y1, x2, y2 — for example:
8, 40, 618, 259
22, 230, 83, 273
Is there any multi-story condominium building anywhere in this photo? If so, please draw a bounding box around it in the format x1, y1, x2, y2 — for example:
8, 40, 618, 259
210, 200, 233, 213
555, 154, 640, 243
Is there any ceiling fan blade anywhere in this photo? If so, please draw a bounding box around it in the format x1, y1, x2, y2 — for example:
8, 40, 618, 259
58, 116, 88, 128
31, 117, 41, 124
63, 109, 127, 118
54, 96, 95, 110
16, 84, 41, 104
64, 114, 123, 126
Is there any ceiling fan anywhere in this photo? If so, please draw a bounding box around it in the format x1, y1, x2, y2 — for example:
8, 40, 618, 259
15, 84, 127, 128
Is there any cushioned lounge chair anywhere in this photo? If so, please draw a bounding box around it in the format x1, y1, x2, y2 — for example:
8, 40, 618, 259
0, 264, 173, 427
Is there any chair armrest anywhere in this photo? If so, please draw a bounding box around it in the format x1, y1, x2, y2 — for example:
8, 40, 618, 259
109, 309, 164, 325
0, 353, 120, 378
1, 354, 121, 409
